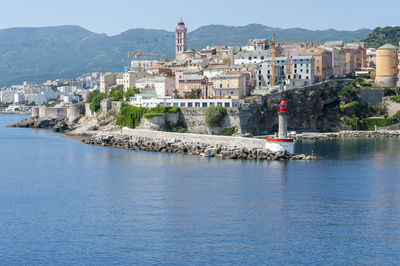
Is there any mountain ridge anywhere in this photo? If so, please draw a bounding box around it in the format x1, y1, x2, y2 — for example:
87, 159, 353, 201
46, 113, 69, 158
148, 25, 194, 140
0, 24, 372, 86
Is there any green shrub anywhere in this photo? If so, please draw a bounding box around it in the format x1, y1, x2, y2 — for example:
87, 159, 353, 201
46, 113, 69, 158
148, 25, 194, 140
205, 106, 227, 128
110, 86, 124, 101
361, 118, 397, 130
116, 104, 147, 128
390, 96, 400, 103
90, 93, 106, 112
339, 83, 359, 102
143, 112, 165, 119
149, 106, 180, 114
221, 126, 237, 136
125, 87, 140, 99
384, 88, 396, 96
87, 90, 100, 103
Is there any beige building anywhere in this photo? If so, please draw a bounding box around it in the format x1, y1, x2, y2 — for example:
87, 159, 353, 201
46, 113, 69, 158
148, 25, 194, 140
375, 44, 398, 87
212, 73, 246, 99
116, 72, 152, 91
100, 73, 116, 95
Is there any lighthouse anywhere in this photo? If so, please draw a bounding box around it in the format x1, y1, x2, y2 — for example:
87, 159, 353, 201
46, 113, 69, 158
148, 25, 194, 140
266, 98, 294, 154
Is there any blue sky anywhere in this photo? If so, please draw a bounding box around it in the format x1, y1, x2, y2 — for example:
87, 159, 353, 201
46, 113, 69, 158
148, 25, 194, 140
0, 0, 398, 35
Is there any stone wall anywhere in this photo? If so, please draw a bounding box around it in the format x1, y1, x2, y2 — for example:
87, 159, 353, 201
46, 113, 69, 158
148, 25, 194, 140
34, 107, 68, 119
179, 108, 243, 134
101, 100, 121, 114
85, 103, 94, 116
67, 104, 81, 123
359, 89, 384, 106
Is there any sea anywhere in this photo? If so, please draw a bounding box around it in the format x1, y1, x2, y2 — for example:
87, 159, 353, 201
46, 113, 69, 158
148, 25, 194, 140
1, 114, 400, 265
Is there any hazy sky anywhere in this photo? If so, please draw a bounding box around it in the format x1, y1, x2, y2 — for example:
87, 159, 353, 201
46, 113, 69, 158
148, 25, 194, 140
0, 0, 398, 35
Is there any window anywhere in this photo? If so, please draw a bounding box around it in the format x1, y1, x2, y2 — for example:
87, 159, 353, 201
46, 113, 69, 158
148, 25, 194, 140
225, 102, 230, 107
217, 102, 223, 106
210, 102, 215, 106
173, 103, 178, 107
195, 102, 200, 107
188, 102, 193, 107
202, 102, 207, 107
219, 84, 222, 88
180, 103, 186, 107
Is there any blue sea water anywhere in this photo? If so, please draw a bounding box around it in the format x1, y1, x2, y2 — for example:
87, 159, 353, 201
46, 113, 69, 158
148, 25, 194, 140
1, 114, 400, 265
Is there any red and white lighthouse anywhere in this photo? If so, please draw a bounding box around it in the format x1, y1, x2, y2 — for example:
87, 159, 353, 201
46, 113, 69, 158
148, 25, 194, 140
266, 98, 294, 154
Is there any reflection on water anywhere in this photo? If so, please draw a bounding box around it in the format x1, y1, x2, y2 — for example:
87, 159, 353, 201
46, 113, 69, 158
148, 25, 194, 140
1, 114, 400, 264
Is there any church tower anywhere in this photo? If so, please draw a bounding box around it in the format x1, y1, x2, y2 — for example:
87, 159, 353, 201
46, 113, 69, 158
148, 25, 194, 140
175, 20, 187, 61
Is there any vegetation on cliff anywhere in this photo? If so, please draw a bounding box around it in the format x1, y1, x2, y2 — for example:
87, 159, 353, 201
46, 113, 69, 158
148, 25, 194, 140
88, 90, 106, 113
205, 106, 227, 128
110, 86, 124, 101
116, 104, 147, 128
362, 26, 400, 48
116, 104, 181, 128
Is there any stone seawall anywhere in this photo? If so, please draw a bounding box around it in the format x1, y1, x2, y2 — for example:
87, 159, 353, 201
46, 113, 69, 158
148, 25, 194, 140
82, 128, 313, 161
294, 130, 400, 140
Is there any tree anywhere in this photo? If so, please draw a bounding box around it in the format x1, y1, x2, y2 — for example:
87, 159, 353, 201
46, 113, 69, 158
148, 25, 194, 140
87, 90, 100, 103
90, 92, 106, 112
110, 87, 124, 101
125, 87, 141, 99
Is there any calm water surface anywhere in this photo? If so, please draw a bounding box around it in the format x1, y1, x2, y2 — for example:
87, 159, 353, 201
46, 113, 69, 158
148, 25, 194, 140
1, 114, 400, 265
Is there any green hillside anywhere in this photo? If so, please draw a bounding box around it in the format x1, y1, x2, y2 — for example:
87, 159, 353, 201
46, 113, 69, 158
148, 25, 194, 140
362, 26, 400, 48
0, 24, 372, 86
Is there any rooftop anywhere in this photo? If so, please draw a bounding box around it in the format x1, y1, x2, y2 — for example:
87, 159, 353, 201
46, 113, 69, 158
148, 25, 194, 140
378, 43, 398, 50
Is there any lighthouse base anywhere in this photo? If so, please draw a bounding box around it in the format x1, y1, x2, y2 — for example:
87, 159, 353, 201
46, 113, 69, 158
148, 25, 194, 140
266, 138, 294, 154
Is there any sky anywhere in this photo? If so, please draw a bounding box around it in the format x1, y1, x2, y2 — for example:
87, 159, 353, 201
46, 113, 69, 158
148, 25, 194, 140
0, 0, 398, 35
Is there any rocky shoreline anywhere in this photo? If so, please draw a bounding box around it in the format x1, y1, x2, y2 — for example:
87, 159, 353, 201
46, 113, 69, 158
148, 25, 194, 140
83, 133, 314, 161
8, 117, 71, 132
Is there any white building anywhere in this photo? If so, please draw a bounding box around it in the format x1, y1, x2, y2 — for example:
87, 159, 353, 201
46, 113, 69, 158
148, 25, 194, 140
131, 60, 159, 70
257, 57, 289, 89
129, 95, 244, 108
14, 92, 25, 103
289, 56, 315, 86
234, 50, 271, 65
0, 90, 15, 103
256, 56, 314, 91
25, 94, 45, 105
135, 76, 175, 97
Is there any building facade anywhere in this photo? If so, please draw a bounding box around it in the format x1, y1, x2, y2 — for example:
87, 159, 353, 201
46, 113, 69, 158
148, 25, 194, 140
178, 74, 210, 99
135, 76, 175, 97
301, 47, 332, 82
212, 73, 246, 99
100, 73, 116, 94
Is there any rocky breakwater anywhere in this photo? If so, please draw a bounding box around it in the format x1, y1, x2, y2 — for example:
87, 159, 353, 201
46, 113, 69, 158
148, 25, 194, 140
293, 130, 400, 140
339, 130, 400, 138
82, 132, 314, 161
8, 117, 71, 132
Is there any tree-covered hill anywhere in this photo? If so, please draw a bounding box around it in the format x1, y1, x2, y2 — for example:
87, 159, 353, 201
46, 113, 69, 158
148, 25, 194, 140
362, 26, 400, 48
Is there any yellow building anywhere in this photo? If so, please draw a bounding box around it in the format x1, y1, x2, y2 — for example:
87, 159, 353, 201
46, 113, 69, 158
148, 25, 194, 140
212, 73, 245, 99
375, 44, 398, 87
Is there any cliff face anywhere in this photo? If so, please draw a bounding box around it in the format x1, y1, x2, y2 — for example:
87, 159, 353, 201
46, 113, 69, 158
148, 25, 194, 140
240, 80, 351, 135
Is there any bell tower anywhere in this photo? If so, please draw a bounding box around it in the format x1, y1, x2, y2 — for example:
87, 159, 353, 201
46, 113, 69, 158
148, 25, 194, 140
175, 20, 187, 61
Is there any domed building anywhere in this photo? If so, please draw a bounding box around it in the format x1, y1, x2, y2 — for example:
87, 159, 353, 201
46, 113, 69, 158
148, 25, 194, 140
375, 44, 398, 87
